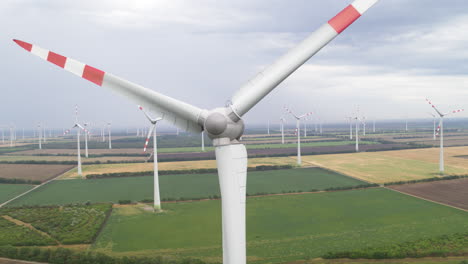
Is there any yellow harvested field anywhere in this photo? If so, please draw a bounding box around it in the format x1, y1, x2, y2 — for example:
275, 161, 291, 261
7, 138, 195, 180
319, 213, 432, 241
301, 146, 468, 184
60, 157, 296, 179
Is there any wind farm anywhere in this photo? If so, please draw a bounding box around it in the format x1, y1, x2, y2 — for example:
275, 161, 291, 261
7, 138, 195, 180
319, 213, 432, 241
1, 1, 468, 264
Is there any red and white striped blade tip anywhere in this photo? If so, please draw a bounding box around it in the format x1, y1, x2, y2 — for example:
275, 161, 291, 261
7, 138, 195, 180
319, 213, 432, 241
13, 39, 105, 86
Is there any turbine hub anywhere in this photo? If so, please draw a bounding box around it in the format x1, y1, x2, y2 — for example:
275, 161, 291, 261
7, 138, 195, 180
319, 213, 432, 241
204, 108, 244, 141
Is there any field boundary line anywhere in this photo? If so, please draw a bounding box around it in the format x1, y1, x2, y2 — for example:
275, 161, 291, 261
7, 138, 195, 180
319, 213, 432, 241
0, 257, 47, 264
385, 187, 468, 212
300, 158, 375, 185
1, 215, 60, 245
0, 167, 76, 208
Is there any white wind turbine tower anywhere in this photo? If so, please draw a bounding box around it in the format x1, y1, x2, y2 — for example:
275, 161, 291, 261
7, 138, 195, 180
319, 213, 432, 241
1, 127, 4, 145
354, 115, 360, 152
37, 123, 42, 150
362, 116, 366, 136
139, 106, 163, 211
373, 119, 376, 133
426, 98, 464, 174
285, 106, 313, 165
13, 1, 379, 262
63, 106, 88, 177
201, 131, 206, 152
107, 122, 112, 149
279, 115, 286, 144
83, 123, 90, 158
267, 120, 270, 135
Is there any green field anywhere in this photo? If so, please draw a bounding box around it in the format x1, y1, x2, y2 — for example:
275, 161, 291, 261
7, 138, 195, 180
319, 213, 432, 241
8, 168, 366, 206
0, 184, 34, 204
92, 188, 468, 263
1, 204, 112, 245
0, 217, 56, 246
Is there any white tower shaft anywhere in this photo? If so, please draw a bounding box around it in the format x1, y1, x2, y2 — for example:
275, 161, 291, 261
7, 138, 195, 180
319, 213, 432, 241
77, 128, 82, 176
439, 118, 444, 174
296, 119, 301, 165
153, 125, 161, 210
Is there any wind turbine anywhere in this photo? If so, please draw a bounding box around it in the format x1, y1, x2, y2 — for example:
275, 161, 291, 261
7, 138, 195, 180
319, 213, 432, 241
83, 123, 90, 158
426, 98, 464, 174
139, 106, 163, 211
362, 116, 366, 136
284, 106, 313, 165
37, 123, 42, 150
373, 119, 376, 133
13, 1, 379, 262
107, 122, 112, 149
201, 131, 206, 152
279, 115, 286, 144
63, 106, 88, 177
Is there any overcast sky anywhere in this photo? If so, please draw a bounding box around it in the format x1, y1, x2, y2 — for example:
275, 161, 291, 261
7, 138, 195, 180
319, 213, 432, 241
1, 0, 468, 130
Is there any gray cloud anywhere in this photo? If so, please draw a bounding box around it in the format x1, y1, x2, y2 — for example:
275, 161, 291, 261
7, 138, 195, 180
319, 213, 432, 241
0, 0, 467, 130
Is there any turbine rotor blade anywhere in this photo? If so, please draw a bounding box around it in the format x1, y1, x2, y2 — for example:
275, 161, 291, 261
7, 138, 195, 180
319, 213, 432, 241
13, 40, 205, 133
426, 98, 443, 117
229, 0, 379, 118
143, 125, 155, 152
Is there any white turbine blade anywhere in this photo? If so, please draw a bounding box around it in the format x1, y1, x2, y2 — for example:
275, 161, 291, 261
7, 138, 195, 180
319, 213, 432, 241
139, 105, 155, 123
446, 108, 465, 116
143, 125, 155, 152
63, 128, 72, 136
13, 40, 204, 133
215, 143, 248, 264
435, 119, 442, 136
425, 98, 443, 117
230, 0, 379, 118
299, 112, 313, 119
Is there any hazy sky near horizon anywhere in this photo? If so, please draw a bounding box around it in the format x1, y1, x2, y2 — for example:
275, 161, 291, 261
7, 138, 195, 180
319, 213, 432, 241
1, 0, 468, 130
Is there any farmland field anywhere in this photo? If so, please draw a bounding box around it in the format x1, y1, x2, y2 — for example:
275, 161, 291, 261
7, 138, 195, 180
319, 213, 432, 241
0, 155, 147, 163
8, 168, 366, 206
391, 178, 468, 210
0, 164, 74, 182
0, 204, 112, 245
302, 146, 468, 184
0, 216, 56, 246
0, 185, 34, 204
59, 156, 296, 179
92, 188, 468, 263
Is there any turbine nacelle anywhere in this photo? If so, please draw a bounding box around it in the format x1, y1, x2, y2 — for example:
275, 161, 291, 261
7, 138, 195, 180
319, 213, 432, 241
203, 108, 244, 142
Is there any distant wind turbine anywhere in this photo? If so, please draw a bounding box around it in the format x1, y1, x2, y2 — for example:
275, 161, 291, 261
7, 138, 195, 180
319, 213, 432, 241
285, 106, 312, 165
139, 106, 163, 211
426, 98, 464, 174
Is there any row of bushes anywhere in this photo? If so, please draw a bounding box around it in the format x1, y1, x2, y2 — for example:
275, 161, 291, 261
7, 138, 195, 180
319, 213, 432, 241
86, 165, 294, 179
0, 246, 207, 264
323, 233, 468, 259
384, 175, 468, 186
124, 184, 379, 204
0, 160, 145, 165
0, 177, 41, 185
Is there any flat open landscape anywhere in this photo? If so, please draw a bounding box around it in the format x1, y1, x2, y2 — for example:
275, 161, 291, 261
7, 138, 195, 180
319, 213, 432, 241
391, 178, 468, 211
59, 156, 296, 179
302, 146, 468, 184
92, 188, 468, 263
8, 168, 366, 206
0, 164, 74, 182
0, 185, 34, 204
